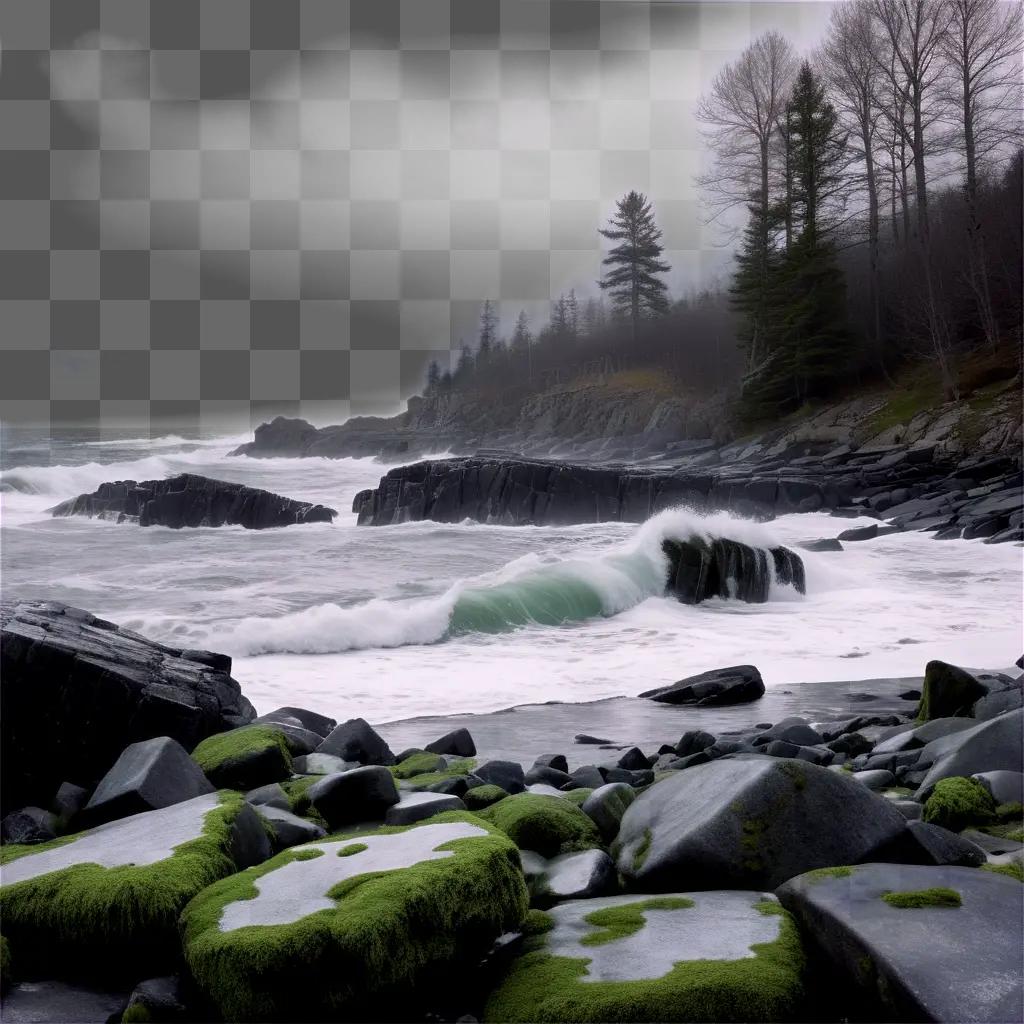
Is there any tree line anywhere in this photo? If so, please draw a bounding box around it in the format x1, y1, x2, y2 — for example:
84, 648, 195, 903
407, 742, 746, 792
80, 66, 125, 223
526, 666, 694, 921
426, 0, 1022, 420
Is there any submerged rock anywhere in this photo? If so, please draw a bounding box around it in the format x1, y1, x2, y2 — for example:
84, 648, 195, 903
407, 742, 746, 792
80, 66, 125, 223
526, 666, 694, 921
640, 665, 765, 706
181, 814, 528, 1021
662, 538, 805, 605
49, 473, 336, 529
777, 863, 1023, 1024
0, 600, 254, 813
485, 892, 805, 1023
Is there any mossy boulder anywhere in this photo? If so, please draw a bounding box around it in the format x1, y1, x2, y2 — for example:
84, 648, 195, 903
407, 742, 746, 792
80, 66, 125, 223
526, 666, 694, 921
777, 863, 1024, 1023
191, 725, 292, 790
479, 794, 602, 858
0, 793, 269, 979
485, 892, 804, 1022
391, 751, 447, 779
922, 777, 997, 832
181, 811, 528, 1021
615, 757, 907, 890
464, 785, 508, 811
917, 661, 987, 721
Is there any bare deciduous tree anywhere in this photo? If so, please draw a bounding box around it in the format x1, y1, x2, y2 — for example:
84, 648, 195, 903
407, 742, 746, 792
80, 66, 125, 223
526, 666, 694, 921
871, 0, 955, 240
696, 31, 798, 234
823, 1, 888, 353
943, 0, 1023, 349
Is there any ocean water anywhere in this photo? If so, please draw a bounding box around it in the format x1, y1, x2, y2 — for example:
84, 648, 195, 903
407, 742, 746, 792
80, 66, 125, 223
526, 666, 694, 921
1, 429, 1021, 723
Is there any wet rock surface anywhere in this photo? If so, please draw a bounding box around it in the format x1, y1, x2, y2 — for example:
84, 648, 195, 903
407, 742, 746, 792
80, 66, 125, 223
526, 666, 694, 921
351, 445, 1022, 539
0, 600, 254, 812
49, 473, 336, 529
778, 863, 1024, 1024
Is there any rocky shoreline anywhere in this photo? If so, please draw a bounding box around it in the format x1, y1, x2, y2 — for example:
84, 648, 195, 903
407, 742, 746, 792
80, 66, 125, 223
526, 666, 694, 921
1, 601, 1021, 1023
351, 446, 1022, 542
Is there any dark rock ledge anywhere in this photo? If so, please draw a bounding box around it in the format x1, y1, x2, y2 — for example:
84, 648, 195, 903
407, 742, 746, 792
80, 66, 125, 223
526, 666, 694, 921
352, 450, 1022, 541
49, 473, 337, 530
0, 599, 255, 812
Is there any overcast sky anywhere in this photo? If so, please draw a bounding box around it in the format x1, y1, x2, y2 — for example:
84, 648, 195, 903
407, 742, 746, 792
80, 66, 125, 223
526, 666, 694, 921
48, 1, 836, 344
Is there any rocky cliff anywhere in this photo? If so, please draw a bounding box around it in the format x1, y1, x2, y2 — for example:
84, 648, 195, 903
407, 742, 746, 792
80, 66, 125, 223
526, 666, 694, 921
232, 371, 1021, 468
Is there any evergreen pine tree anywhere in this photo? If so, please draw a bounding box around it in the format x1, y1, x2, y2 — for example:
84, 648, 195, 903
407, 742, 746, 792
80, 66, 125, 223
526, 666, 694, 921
511, 310, 533, 381
599, 191, 671, 339
737, 63, 850, 416
425, 359, 442, 394
454, 341, 474, 388
478, 300, 498, 362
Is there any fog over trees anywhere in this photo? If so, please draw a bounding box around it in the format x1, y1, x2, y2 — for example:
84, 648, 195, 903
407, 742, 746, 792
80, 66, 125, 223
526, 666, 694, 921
426, 0, 1022, 422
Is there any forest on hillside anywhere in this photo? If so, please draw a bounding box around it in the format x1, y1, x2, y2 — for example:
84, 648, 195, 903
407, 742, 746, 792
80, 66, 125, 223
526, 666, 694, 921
425, 0, 1023, 422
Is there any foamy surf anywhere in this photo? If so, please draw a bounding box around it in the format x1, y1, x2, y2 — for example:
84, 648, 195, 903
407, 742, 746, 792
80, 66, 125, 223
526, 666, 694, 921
213, 508, 807, 656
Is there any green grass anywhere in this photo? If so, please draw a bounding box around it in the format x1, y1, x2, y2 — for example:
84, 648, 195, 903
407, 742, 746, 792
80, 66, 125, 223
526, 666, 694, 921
463, 785, 508, 811
191, 725, 292, 790
181, 811, 528, 1022
478, 794, 602, 858
0, 792, 257, 981
858, 371, 943, 441
922, 777, 996, 832
580, 898, 694, 947
881, 887, 962, 909
484, 898, 805, 1023
981, 862, 1024, 883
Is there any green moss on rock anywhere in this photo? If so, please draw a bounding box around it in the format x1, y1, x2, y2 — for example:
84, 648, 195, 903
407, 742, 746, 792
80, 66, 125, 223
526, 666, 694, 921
917, 661, 986, 722
191, 725, 292, 790
464, 785, 508, 811
337, 843, 368, 857
181, 811, 528, 1021
478, 794, 602, 858
881, 887, 962, 909
981, 863, 1024, 883
563, 788, 593, 808
121, 1004, 152, 1023
484, 897, 804, 1023
805, 866, 853, 883
0, 793, 254, 980
403, 759, 476, 790
581, 898, 694, 947
922, 777, 996, 832
391, 752, 446, 779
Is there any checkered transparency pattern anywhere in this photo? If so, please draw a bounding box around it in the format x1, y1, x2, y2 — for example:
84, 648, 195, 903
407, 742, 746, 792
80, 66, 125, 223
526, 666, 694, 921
0, 1, 817, 434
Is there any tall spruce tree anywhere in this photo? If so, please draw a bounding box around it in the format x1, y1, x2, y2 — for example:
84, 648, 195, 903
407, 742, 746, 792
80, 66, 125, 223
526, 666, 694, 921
599, 191, 671, 340
738, 63, 851, 415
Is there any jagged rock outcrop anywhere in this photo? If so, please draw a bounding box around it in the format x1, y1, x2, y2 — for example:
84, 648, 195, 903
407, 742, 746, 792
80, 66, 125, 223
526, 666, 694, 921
352, 450, 1021, 539
1, 600, 255, 811
662, 538, 804, 604
49, 474, 336, 529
